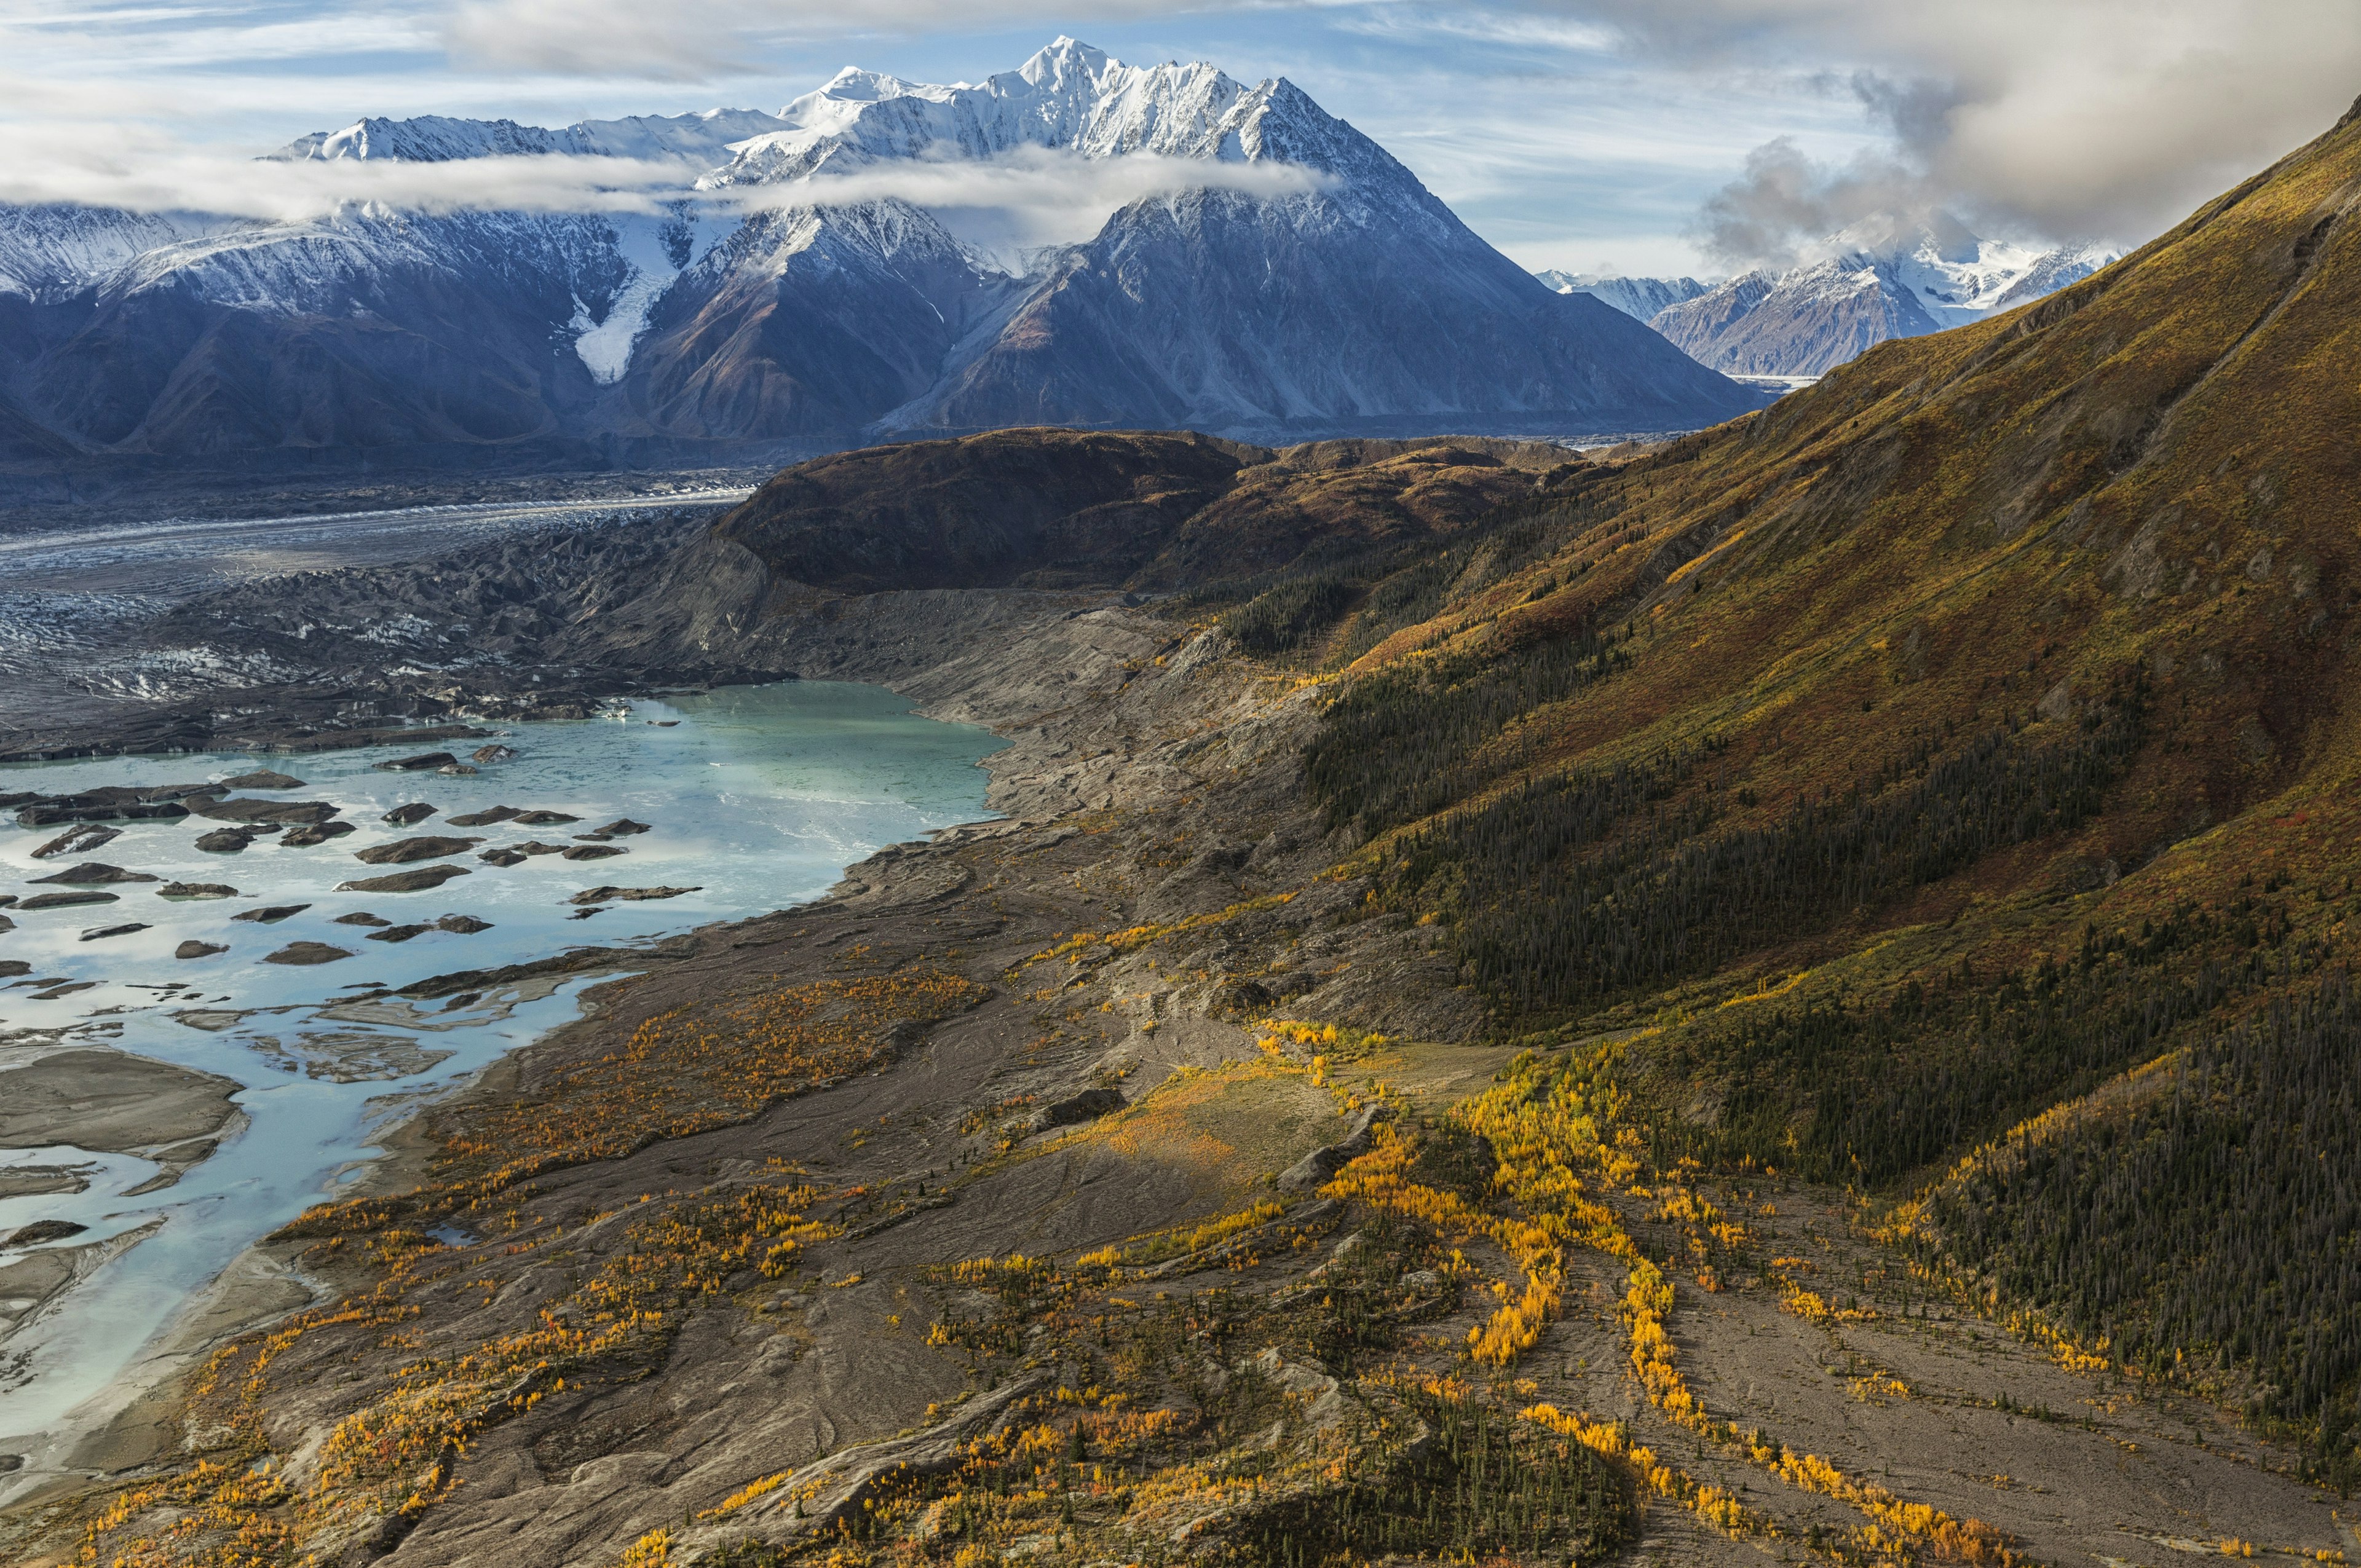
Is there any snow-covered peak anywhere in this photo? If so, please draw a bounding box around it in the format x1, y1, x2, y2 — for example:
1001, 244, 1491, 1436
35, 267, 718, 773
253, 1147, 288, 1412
1538, 270, 1707, 323
718, 39, 1400, 190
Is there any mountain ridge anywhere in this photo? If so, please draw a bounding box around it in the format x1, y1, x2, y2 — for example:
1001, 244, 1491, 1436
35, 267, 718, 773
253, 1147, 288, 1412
0, 39, 1760, 498
1549, 219, 2121, 377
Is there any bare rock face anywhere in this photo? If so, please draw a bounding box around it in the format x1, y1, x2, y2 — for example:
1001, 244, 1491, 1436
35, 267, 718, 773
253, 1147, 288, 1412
354, 836, 485, 865
337, 864, 472, 894
263, 941, 352, 965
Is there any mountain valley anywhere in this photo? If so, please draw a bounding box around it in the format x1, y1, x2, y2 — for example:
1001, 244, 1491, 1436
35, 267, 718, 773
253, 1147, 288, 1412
2, 47, 2360, 1568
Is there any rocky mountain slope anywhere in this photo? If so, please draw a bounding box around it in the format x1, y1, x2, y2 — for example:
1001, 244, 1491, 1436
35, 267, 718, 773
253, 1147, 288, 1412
1535, 269, 1707, 321
0, 40, 1757, 503
1592, 215, 2119, 376
14, 98, 2361, 1568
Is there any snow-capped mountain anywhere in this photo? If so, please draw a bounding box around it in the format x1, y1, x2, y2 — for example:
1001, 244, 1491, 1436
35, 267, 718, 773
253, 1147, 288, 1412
1637, 218, 2121, 377
1535, 271, 1707, 323
0, 39, 1759, 487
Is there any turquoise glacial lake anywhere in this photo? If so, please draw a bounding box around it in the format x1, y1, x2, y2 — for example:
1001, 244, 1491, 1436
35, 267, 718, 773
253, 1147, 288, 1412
0, 682, 1003, 1447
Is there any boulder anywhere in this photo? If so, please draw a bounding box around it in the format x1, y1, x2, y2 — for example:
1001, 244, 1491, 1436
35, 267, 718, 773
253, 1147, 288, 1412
354, 836, 484, 866
264, 942, 352, 966
447, 806, 521, 827
568, 886, 700, 905
19, 890, 119, 912
30, 863, 157, 885
376, 752, 456, 772
381, 803, 437, 826
31, 825, 120, 859
333, 913, 392, 927
337, 865, 472, 894
596, 819, 652, 836
510, 841, 571, 857
232, 905, 310, 924
195, 829, 255, 853
434, 915, 492, 934
562, 845, 627, 861
477, 848, 528, 867
279, 822, 357, 848
187, 797, 340, 825
1276, 1105, 1394, 1195
6, 1219, 88, 1246
157, 883, 237, 900
1030, 1087, 1126, 1130
0, 961, 28, 977
80, 922, 150, 942
512, 810, 580, 825
366, 924, 433, 944
437, 763, 480, 776
0, 915, 12, 933
218, 771, 303, 790
472, 744, 517, 763
174, 941, 229, 960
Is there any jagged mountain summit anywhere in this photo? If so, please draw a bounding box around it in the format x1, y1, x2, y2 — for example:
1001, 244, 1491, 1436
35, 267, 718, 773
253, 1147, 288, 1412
0, 39, 1760, 494
1534, 270, 1707, 323
1558, 216, 2119, 378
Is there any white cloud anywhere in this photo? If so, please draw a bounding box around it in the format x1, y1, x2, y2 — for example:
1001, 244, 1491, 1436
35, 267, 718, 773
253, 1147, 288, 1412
0, 113, 1330, 249
762, 145, 1334, 256
1527, 0, 2361, 248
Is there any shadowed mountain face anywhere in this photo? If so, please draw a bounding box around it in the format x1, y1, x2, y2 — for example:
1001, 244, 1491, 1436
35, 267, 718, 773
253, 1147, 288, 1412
0, 41, 1759, 498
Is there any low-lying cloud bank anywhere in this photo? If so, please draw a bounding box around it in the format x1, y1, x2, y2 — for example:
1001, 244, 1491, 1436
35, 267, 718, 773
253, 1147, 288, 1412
0, 131, 1331, 247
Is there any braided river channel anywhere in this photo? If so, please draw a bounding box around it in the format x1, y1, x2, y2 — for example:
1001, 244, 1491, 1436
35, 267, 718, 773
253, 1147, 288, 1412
0, 683, 1003, 1460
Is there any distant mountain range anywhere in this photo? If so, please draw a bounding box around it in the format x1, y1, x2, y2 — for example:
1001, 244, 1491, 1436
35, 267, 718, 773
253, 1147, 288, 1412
0, 39, 1761, 494
1542, 216, 2120, 377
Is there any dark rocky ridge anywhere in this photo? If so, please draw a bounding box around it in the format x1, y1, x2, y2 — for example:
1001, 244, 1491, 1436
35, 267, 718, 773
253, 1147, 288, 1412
0, 430, 1584, 760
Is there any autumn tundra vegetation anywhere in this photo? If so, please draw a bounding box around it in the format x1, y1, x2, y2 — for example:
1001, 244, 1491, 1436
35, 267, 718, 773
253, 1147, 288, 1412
23, 91, 2361, 1568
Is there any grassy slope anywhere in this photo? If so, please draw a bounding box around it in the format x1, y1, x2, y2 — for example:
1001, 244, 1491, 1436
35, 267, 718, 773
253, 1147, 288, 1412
1297, 101, 2361, 1471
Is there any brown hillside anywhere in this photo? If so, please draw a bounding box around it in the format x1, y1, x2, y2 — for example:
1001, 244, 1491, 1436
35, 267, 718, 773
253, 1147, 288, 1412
711, 427, 1548, 594
1290, 95, 2361, 1468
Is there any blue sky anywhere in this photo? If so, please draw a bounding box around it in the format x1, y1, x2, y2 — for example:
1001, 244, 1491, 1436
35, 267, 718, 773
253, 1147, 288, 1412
4, 1, 2355, 279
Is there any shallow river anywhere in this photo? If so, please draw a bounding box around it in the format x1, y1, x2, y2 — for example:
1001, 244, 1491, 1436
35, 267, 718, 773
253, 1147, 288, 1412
0, 682, 1002, 1446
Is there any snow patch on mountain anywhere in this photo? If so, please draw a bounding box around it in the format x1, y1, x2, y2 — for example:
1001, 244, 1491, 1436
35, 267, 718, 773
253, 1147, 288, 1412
1536, 270, 1707, 323
1640, 218, 2122, 377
